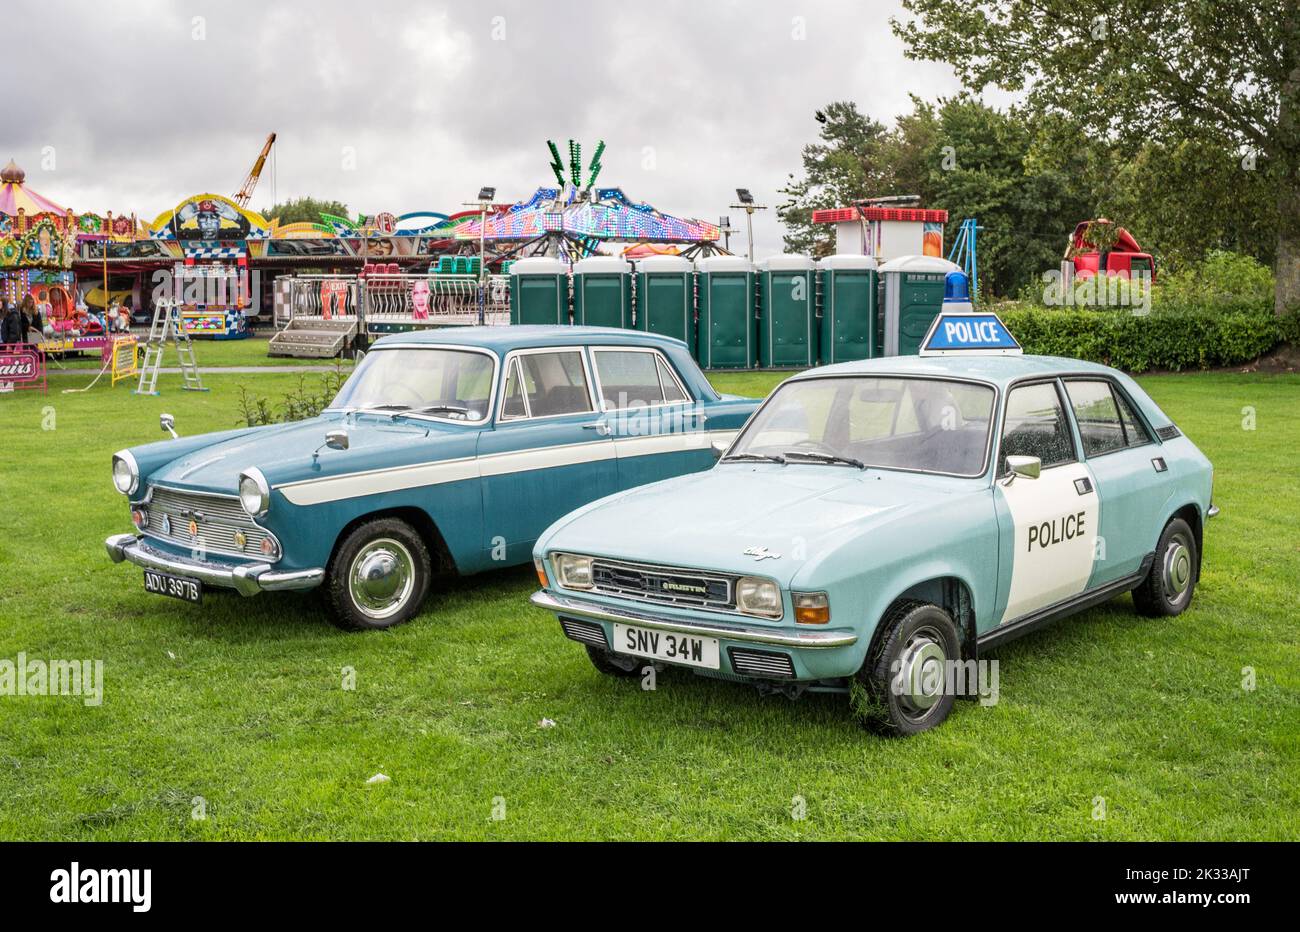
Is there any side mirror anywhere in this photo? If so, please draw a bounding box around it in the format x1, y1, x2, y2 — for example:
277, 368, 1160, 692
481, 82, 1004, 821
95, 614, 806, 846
1003, 455, 1041, 484
160, 413, 177, 439
710, 439, 729, 460
325, 429, 350, 451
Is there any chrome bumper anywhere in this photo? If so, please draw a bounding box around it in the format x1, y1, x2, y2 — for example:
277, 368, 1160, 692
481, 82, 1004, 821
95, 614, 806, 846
105, 533, 325, 597
530, 590, 858, 649
1207, 503, 1220, 518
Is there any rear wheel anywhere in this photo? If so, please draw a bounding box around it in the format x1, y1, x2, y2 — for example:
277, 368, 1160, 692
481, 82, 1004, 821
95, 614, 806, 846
326, 518, 431, 631
1132, 516, 1197, 617
850, 600, 960, 736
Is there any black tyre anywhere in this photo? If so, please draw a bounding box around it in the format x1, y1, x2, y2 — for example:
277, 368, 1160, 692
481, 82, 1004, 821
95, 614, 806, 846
1132, 516, 1197, 617
326, 518, 431, 631
585, 645, 646, 678
850, 600, 961, 736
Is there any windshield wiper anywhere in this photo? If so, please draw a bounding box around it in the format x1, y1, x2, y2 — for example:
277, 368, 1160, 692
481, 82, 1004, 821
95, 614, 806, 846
783, 450, 867, 469
413, 403, 471, 417
722, 452, 786, 465
358, 403, 411, 412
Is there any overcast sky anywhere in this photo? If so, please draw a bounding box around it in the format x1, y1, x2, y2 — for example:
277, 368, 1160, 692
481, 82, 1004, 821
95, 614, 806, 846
7, 0, 975, 257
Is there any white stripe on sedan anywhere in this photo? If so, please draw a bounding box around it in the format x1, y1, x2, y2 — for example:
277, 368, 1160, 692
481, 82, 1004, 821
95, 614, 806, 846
275, 430, 738, 506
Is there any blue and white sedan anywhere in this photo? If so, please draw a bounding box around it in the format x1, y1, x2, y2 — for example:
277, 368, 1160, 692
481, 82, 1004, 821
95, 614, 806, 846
105, 327, 759, 630
532, 351, 1216, 734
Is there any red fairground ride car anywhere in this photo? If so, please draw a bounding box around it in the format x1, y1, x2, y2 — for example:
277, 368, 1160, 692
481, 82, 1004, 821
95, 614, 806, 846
1066, 219, 1156, 280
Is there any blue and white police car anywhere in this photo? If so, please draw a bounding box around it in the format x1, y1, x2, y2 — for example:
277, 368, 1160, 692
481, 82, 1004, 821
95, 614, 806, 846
532, 308, 1216, 734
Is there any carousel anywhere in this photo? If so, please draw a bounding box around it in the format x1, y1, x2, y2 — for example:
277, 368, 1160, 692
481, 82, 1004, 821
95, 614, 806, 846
0, 158, 98, 353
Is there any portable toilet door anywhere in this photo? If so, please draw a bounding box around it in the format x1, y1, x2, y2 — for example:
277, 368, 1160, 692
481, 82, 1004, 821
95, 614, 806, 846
816, 254, 878, 364
757, 254, 817, 368
634, 255, 695, 355
573, 256, 632, 329
509, 256, 570, 325
694, 255, 755, 369
878, 255, 962, 356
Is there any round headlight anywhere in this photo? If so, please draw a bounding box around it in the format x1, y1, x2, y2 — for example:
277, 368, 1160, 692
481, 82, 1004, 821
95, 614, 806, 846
554, 553, 594, 590
238, 468, 271, 518
111, 451, 139, 496
736, 576, 782, 618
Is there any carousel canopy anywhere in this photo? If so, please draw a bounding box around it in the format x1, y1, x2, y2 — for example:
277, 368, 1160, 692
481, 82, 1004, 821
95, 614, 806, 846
0, 160, 68, 217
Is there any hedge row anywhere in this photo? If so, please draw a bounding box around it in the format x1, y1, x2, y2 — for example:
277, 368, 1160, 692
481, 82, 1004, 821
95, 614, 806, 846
997, 307, 1288, 372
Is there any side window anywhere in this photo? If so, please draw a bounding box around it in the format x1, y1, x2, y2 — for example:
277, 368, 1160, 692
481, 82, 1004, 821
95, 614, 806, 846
593, 350, 690, 409
1000, 382, 1076, 473
1113, 387, 1153, 447
500, 359, 528, 419
517, 350, 593, 418
656, 356, 688, 403
594, 351, 662, 409
1065, 380, 1126, 457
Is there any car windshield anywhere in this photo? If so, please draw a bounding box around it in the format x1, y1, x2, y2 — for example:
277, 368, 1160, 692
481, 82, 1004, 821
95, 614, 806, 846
726, 376, 996, 477
329, 348, 496, 422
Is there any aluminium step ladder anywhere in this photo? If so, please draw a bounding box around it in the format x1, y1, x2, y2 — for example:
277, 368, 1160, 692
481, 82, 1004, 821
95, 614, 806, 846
135, 301, 208, 395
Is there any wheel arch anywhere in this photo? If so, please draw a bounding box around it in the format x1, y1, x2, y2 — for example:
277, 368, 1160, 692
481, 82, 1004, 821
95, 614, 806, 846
329, 506, 457, 577
866, 574, 978, 664
1165, 501, 1203, 579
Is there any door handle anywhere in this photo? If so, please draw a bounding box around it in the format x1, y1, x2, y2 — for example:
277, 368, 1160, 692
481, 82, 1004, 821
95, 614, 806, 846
583, 422, 611, 436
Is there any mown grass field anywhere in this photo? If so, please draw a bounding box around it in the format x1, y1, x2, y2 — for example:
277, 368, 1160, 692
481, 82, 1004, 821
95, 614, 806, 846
0, 361, 1296, 840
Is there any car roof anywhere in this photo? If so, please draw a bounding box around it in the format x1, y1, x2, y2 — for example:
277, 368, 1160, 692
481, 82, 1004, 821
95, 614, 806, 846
792, 353, 1120, 387
371, 325, 687, 354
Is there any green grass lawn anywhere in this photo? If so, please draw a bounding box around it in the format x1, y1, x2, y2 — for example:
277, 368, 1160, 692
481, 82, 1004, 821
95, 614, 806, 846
43, 331, 349, 371
0, 366, 1296, 840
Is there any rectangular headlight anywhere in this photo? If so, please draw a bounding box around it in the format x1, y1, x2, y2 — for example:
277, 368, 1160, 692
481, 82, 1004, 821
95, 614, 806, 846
736, 576, 781, 618
554, 553, 594, 590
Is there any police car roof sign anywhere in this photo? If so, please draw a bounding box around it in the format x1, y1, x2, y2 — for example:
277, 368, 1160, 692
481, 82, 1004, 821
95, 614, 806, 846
919, 311, 1022, 356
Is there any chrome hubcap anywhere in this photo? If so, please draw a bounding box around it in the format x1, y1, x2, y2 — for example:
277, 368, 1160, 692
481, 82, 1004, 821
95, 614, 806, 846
349, 538, 415, 620
895, 626, 947, 718
1163, 536, 1193, 601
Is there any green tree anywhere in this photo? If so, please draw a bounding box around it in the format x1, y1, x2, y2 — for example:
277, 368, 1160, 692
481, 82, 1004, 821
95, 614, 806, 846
894, 0, 1300, 314
776, 102, 894, 256
261, 197, 350, 226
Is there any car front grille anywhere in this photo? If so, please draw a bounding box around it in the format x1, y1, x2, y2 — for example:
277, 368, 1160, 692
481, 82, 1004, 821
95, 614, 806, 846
590, 558, 736, 611
728, 648, 796, 679
140, 486, 277, 561
559, 618, 609, 648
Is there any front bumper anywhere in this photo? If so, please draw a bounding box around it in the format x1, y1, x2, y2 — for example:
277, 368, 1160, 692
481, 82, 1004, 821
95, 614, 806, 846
530, 590, 858, 649
105, 533, 325, 597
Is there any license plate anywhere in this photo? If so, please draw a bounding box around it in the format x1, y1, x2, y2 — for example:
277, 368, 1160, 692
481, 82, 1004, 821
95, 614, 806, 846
143, 569, 202, 604
612, 623, 719, 669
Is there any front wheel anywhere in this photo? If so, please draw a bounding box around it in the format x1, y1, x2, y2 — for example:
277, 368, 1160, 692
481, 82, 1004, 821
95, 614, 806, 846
1132, 516, 1197, 617
326, 518, 431, 630
850, 601, 961, 736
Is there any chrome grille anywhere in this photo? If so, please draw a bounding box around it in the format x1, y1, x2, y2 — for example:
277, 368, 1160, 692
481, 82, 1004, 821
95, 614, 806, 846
559, 618, 608, 648
728, 648, 796, 679
140, 486, 277, 560
591, 558, 735, 611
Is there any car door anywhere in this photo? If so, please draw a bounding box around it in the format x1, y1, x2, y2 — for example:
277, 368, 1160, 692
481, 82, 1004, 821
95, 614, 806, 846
477, 347, 618, 563
589, 346, 711, 489
1062, 378, 1165, 585
992, 379, 1100, 625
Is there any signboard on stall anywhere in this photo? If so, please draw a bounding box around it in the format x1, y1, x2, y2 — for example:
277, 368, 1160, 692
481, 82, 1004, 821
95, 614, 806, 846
0, 343, 47, 394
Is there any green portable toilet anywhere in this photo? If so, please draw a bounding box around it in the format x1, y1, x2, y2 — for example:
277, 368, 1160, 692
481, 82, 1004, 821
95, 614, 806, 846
509, 256, 569, 325
879, 255, 962, 356
757, 254, 817, 368
573, 256, 632, 329
694, 256, 755, 369
816, 254, 879, 364
634, 255, 694, 355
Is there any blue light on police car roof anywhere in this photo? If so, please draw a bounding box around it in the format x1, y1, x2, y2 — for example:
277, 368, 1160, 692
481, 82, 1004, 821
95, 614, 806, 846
943, 270, 971, 304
